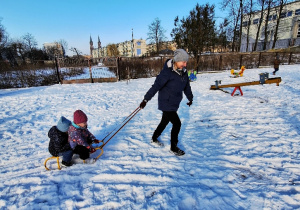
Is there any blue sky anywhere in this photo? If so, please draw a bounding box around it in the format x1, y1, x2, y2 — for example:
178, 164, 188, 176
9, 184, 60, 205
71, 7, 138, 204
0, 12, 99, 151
0, 0, 225, 56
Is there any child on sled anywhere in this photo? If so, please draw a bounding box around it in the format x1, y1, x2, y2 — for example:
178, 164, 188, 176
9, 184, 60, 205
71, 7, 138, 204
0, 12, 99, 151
48, 110, 101, 167
48, 116, 73, 167
67, 110, 102, 165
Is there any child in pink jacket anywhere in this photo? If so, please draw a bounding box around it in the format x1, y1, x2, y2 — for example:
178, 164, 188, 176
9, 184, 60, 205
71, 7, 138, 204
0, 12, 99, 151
68, 110, 100, 163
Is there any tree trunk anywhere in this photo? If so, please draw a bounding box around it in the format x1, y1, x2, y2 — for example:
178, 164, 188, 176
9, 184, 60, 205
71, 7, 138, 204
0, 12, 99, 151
254, 0, 265, 51
272, 0, 285, 49
263, 1, 272, 50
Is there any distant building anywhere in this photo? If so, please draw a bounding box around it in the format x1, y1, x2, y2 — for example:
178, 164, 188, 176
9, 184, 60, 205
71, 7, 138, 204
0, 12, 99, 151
241, 1, 300, 52
117, 39, 147, 57
90, 35, 178, 58
90, 36, 147, 58
147, 41, 177, 55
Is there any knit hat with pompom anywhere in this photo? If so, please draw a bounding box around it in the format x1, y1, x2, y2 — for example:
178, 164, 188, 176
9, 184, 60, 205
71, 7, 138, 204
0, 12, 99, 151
73, 110, 88, 124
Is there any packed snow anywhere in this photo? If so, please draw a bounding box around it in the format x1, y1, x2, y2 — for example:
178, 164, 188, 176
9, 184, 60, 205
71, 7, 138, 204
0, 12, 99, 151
0, 64, 299, 209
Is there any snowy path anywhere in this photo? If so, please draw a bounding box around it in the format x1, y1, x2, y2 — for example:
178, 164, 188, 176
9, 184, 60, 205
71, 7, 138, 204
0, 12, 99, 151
0, 65, 299, 209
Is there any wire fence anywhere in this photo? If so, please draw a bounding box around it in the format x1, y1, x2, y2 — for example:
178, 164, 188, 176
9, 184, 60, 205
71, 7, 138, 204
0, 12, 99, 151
1, 51, 300, 89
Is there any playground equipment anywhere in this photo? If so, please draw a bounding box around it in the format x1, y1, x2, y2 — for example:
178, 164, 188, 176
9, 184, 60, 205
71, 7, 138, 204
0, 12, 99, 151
188, 70, 197, 81
230, 66, 246, 77
210, 73, 281, 96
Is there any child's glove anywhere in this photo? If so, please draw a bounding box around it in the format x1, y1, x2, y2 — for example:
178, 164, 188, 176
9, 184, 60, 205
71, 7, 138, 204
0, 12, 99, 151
90, 148, 96, 154
93, 139, 101, 143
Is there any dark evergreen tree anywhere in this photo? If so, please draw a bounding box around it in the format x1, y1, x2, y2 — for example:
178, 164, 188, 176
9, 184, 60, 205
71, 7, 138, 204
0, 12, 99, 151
171, 3, 216, 71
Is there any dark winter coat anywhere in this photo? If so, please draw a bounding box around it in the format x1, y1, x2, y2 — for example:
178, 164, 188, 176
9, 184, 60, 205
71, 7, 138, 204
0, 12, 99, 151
144, 59, 193, 111
274, 58, 280, 69
68, 122, 96, 150
48, 126, 72, 157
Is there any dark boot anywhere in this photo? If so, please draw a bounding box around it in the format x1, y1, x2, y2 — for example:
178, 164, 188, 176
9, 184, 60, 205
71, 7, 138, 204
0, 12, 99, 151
152, 134, 164, 146
62, 161, 73, 167
170, 146, 185, 156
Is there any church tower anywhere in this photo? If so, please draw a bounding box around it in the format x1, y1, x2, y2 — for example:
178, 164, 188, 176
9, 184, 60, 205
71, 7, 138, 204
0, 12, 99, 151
98, 36, 101, 49
98, 36, 102, 57
90, 35, 94, 56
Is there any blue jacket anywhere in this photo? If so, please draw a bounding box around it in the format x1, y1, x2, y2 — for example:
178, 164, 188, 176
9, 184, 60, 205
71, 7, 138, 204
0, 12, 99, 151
144, 59, 193, 111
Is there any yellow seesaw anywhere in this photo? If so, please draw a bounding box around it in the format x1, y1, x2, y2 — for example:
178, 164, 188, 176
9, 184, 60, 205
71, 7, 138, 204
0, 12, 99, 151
210, 74, 281, 96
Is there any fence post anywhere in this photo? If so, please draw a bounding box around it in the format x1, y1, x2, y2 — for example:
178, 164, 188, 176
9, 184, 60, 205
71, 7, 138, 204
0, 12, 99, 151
218, 55, 222, 71
117, 57, 120, 81
257, 52, 261, 67
288, 52, 292, 65
88, 59, 94, 83
239, 54, 243, 69
55, 57, 61, 84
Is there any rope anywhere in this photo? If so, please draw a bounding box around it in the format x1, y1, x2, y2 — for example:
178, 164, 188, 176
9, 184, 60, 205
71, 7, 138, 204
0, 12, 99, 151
100, 107, 141, 149
101, 107, 140, 142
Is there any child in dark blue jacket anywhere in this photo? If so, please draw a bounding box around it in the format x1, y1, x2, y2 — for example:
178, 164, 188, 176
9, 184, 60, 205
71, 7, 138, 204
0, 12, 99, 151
48, 116, 73, 166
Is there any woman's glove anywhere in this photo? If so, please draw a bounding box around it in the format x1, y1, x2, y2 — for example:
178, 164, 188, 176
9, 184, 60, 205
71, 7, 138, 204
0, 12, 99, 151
187, 101, 193, 107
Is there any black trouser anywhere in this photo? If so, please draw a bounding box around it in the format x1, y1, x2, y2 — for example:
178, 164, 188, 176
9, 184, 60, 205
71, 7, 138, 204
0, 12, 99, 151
74, 145, 90, 160
153, 111, 181, 149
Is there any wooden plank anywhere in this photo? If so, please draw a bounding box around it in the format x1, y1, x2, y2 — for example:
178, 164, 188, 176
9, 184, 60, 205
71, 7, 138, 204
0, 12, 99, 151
62, 77, 117, 84
210, 77, 281, 90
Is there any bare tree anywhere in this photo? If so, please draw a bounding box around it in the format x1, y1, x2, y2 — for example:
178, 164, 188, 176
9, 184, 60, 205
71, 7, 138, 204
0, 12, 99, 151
272, 0, 287, 49
70, 47, 82, 58
147, 18, 167, 54
56, 39, 68, 57
243, 0, 255, 52
222, 0, 241, 52
238, 0, 245, 51
262, 0, 274, 50
107, 44, 120, 56
217, 18, 230, 52
22, 33, 38, 62
253, 0, 266, 51
0, 18, 9, 61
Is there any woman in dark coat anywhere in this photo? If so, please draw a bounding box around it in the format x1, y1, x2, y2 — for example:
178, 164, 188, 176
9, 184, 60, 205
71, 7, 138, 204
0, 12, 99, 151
140, 49, 193, 156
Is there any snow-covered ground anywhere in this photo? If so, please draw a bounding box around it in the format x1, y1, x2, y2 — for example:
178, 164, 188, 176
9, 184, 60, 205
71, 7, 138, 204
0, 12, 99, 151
0, 64, 299, 209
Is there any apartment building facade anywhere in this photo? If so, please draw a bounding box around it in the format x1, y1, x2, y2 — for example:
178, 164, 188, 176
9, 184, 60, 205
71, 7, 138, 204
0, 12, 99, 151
90, 36, 147, 58
241, 1, 300, 52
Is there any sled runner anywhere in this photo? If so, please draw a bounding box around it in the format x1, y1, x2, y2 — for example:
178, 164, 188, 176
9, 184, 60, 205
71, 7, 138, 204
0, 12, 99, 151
44, 145, 104, 170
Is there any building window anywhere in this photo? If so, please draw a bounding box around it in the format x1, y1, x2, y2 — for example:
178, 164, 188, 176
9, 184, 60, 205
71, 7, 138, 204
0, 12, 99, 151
272, 14, 277, 20
137, 49, 141, 55
242, 21, 249, 27
137, 42, 141, 46
280, 12, 286, 18
296, 9, 300, 15
268, 15, 272, 21
287, 11, 293, 17
253, 18, 260, 24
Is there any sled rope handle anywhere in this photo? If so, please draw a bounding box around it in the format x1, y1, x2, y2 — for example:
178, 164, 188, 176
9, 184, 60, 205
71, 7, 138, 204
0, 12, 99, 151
101, 107, 141, 149
101, 107, 140, 142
